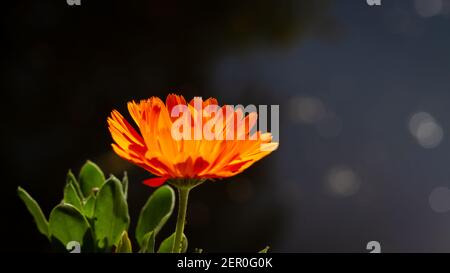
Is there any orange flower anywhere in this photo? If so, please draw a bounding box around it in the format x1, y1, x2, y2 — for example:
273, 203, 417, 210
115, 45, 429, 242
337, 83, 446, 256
107, 94, 278, 187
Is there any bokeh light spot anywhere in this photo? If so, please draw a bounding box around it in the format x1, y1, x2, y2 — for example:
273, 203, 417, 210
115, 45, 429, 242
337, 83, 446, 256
415, 0, 443, 18
289, 96, 326, 124
429, 187, 450, 213
408, 112, 444, 149
325, 166, 360, 197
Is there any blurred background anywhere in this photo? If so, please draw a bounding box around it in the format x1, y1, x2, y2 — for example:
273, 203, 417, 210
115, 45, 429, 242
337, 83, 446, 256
3, 0, 450, 252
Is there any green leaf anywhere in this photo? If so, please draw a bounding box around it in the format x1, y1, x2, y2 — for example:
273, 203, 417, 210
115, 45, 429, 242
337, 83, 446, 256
139, 231, 155, 253
135, 185, 175, 247
121, 172, 128, 200
116, 231, 132, 253
158, 232, 188, 253
83, 195, 96, 218
258, 246, 270, 253
66, 170, 83, 200
48, 203, 90, 247
93, 175, 130, 250
79, 160, 105, 197
17, 187, 49, 238
63, 181, 83, 211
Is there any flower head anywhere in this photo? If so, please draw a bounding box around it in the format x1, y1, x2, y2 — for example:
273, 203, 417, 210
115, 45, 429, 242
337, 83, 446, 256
107, 94, 278, 187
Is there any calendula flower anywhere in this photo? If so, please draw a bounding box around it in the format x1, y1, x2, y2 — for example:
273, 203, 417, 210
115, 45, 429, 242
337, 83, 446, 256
108, 94, 278, 253
107, 94, 278, 187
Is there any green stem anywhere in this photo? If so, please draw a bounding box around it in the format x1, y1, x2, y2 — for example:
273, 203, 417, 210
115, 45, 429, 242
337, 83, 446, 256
172, 186, 190, 253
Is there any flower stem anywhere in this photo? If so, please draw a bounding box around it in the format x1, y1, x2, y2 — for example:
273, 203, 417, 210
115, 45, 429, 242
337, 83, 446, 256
172, 186, 190, 253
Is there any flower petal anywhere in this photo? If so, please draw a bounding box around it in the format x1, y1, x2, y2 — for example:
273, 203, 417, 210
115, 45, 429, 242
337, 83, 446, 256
142, 177, 168, 187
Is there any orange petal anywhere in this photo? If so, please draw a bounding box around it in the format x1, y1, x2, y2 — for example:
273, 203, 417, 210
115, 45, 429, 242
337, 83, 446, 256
193, 157, 210, 175
143, 177, 168, 187
166, 93, 187, 117
203, 97, 218, 107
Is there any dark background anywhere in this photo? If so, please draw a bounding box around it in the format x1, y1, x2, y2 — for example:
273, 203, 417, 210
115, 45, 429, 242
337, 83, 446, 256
3, 0, 450, 252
